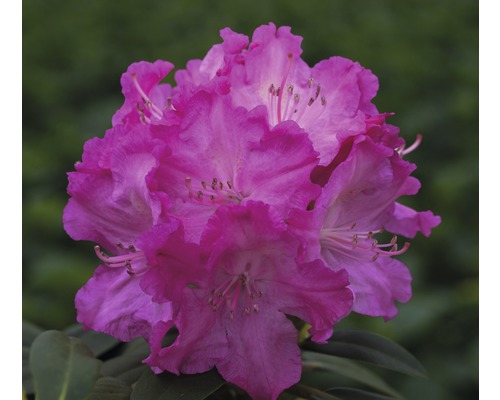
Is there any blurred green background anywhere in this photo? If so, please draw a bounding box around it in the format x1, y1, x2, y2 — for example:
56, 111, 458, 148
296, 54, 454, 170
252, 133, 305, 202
23, 0, 478, 399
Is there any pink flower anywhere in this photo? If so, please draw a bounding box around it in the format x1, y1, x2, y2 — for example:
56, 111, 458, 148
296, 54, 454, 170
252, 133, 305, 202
63, 22, 441, 400
289, 135, 440, 319
143, 202, 353, 400
63, 123, 172, 342
148, 90, 321, 243
112, 60, 175, 127
175, 23, 379, 166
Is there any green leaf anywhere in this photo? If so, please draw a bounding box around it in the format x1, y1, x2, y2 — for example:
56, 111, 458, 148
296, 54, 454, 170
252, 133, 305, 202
286, 383, 344, 400
22, 346, 35, 395
302, 329, 427, 377
327, 387, 395, 400
302, 351, 402, 399
23, 320, 43, 347
130, 368, 225, 400
29, 330, 102, 400
86, 377, 132, 400
64, 324, 120, 357
22, 321, 45, 395
117, 365, 148, 385
100, 349, 149, 378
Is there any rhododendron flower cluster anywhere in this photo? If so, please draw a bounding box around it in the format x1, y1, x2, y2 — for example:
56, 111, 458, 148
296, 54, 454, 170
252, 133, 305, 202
64, 23, 440, 400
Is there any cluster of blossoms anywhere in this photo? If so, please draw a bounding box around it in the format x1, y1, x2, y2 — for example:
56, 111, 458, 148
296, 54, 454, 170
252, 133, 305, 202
64, 24, 440, 400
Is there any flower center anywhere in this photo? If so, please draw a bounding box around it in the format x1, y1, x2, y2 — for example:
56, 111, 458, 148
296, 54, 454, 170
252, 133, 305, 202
266, 54, 327, 126
94, 243, 147, 275
208, 271, 262, 318
320, 223, 410, 262
185, 177, 243, 206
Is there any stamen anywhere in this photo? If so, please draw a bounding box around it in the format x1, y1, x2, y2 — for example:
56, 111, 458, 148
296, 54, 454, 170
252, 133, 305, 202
277, 53, 293, 123
315, 84, 321, 99
94, 245, 146, 275
130, 73, 163, 120
320, 224, 410, 263
399, 134, 423, 156
207, 272, 262, 316
186, 176, 243, 206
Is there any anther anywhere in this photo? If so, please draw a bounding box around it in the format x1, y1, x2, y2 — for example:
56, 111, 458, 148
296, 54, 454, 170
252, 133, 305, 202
308, 97, 315, 106
321, 96, 327, 106
308, 78, 314, 88
211, 178, 218, 190
315, 85, 321, 99
287, 84, 294, 95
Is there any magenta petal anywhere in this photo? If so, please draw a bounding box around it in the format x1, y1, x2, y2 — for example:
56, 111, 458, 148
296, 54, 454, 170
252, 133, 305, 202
220, 27, 249, 54
148, 290, 227, 375
350, 257, 412, 320
322, 251, 412, 319
63, 126, 166, 251
273, 260, 353, 343
75, 265, 172, 342
385, 202, 442, 238
138, 222, 205, 304
217, 309, 301, 400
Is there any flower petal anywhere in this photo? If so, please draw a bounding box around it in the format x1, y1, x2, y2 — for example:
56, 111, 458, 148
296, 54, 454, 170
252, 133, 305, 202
147, 289, 227, 375
384, 202, 442, 238
217, 308, 301, 400
63, 125, 167, 251
75, 265, 172, 342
